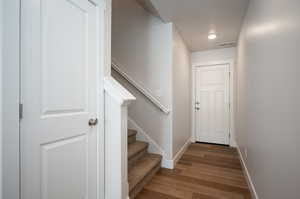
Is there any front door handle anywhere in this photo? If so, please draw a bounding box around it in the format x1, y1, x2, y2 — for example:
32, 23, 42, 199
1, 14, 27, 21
88, 118, 98, 126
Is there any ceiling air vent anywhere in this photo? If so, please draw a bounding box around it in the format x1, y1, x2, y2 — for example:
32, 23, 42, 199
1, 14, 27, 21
216, 41, 236, 48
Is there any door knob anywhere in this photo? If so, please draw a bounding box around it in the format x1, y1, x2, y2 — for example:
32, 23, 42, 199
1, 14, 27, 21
88, 118, 98, 126
195, 107, 200, 111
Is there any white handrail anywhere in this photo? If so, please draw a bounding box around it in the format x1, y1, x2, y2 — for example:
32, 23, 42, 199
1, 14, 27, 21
111, 60, 170, 114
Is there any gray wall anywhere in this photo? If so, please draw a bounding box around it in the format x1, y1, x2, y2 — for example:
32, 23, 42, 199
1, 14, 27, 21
112, 0, 192, 161
172, 27, 191, 156
112, 0, 174, 159
0, 0, 3, 197
236, 0, 300, 198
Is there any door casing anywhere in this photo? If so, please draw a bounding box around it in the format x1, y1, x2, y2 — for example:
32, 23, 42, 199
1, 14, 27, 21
191, 60, 236, 147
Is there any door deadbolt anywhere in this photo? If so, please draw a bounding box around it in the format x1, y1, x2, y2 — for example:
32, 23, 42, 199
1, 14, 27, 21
88, 118, 98, 126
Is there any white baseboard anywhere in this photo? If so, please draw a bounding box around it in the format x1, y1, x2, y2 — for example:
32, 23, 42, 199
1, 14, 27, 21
190, 136, 196, 143
128, 118, 174, 169
162, 138, 191, 169
128, 117, 191, 170
128, 117, 165, 157
173, 138, 191, 166
236, 145, 259, 199
230, 137, 237, 147
161, 158, 173, 169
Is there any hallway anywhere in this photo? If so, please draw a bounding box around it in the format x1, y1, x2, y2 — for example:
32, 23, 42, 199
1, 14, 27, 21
136, 143, 251, 199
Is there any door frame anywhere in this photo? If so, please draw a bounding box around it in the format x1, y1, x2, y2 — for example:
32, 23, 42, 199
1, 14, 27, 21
3, 0, 21, 198
191, 59, 236, 147
2, 0, 112, 198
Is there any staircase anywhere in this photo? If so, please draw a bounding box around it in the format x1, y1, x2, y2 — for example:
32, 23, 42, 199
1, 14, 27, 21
128, 129, 162, 198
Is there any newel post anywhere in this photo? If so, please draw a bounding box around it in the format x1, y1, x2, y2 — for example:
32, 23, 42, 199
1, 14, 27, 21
104, 77, 136, 199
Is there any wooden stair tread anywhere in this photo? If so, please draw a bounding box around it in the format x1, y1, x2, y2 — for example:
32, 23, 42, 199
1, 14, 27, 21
128, 153, 162, 192
128, 141, 148, 159
128, 129, 137, 137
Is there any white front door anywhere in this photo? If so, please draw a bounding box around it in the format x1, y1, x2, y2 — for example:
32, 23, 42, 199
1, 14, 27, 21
195, 65, 230, 145
21, 0, 103, 198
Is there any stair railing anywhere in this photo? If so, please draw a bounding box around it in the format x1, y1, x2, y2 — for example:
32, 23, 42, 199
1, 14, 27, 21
111, 60, 170, 114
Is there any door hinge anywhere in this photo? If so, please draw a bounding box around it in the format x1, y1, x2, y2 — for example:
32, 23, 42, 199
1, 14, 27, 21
19, 103, 23, 119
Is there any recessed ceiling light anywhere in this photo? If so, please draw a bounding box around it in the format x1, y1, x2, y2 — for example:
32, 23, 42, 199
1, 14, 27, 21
208, 33, 217, 40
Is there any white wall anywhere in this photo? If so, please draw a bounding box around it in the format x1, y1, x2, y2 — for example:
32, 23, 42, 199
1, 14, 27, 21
112, 0, 173, 107
236, 0, 300, 198
112, 0, 193, 164
191, 48, 237, 146
192, 47, 236, 66
0, 0, 3, 197
171, 28, 191, 157
112, 0, 173, 160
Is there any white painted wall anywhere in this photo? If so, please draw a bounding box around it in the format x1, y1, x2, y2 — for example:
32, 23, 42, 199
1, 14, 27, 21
112, 0, 173, 160
192, 47, 236, 66
171, 28, 191, 157
112, 0, 173, 107
112, 0, 193, 164
0, 0, 3, 197
236, 0, 300, 198
191, 48, 237, 146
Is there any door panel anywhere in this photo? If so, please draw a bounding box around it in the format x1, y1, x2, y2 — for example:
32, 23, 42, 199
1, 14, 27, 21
21, 0, 101, 198
41, 0, 88, 115
41, 135, 87, 199
215, 91, 225, 132
195, 65, 230, 145
199, 91, 210, 133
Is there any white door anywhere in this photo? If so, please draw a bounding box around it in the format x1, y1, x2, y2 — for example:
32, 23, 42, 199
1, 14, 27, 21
21, 0, 103, 198
195, 65, 230, 145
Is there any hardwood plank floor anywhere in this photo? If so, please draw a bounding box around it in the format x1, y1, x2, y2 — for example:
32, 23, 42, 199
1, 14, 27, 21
136, 143, 252, 199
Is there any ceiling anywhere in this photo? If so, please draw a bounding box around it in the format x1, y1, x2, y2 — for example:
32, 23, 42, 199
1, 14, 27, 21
150, 0, 249, 52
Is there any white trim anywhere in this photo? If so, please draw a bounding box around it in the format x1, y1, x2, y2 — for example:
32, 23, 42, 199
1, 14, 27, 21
237, 145, 260, 199
128, 117, 191, 170
128, 118, 172, 169
128, 117, 175, 169
161, 159, 174, 169
191, 59, 236, 147
127, 117, 172, 169
103, 0, 112, 76
112, 59, 171, 114
162, 138, 191, 169
191, 66, 196, 143
104, 91, 134, 199
173, 138, 191, 167
3, 0, 21, 198
104, 77, 136, 106
128, 117, 165, 156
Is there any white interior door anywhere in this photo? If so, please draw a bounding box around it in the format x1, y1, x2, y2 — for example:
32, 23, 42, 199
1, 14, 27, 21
21, 0, 103, 198
195, 65, 230, 145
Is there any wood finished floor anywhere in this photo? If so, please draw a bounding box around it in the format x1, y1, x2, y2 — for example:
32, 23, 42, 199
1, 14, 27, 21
136, 143, 252, 199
